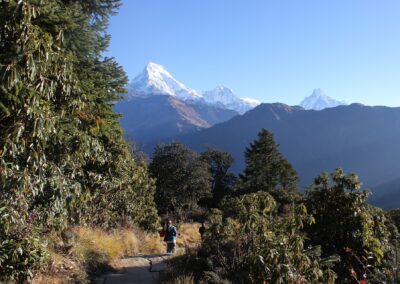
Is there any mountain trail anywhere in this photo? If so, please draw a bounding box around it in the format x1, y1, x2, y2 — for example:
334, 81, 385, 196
96, 253, 171, 284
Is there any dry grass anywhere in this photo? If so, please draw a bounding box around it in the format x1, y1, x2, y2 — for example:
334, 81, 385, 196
139, 233, 164, 254
74, 227, 141, 265
34, 227, 143, 283
33, 252, 85, 284
177, 222, 202, 248
34, 223, 202, 283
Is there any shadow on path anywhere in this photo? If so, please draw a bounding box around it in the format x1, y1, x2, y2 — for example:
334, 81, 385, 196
95, 254, 171, 284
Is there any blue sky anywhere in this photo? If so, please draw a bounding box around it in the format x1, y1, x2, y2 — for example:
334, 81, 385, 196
106, 0, 400, 106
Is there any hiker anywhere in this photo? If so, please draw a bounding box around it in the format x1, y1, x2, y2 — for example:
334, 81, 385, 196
199, 222, 206, 239
161, 219, 177, 253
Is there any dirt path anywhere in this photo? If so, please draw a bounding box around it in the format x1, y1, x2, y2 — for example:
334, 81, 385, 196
96, 254, 171, 284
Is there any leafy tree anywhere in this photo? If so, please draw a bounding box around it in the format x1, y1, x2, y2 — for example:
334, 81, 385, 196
127, 139, 150, 165
305, 168, 394, 283
0, 0, 158, 280
387, 209, 400, 282
388, 209, 400, 232
238, 128, 300, 207
200, 147, 237, 207
200, 192, 335, 283
149, 143, 212, 218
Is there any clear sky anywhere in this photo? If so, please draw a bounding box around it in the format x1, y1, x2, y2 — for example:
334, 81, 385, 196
105, 0, 400, 106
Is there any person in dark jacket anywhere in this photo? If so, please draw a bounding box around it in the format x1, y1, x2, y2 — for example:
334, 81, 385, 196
199, 222, 206, 239
163, 219, 177, 253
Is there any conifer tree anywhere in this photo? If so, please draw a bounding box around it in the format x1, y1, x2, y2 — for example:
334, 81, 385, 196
238, 128, 300, 206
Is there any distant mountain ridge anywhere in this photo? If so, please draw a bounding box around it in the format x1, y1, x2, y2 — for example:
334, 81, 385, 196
115, 95, 238, 143
115, 62, 262, 143
300, 88, 346, 110
156, 103, 400, 210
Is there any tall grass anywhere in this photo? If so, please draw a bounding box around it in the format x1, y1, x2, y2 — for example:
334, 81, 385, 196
34, 223, 203, 282
176, 223, 202, 249
73, 227, 140, 268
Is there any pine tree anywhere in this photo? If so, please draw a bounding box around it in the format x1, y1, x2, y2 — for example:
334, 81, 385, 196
238, 128, 300, 206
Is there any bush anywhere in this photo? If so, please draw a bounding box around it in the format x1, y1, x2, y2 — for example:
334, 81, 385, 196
0, 208, 48, 282
197, 192, 331, 283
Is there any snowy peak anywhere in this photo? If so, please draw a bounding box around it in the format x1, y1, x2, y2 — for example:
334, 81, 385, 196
127, 62, 200, 100
203, 85, 260, 114
203, 85, 237, 106
300, 88, 346, 110
126, 62, 260, 114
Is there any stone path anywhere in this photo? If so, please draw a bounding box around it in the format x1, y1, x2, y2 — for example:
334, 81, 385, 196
96, 254, 171, 284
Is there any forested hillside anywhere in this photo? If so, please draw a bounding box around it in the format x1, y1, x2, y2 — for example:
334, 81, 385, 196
159, 130, 400, 283
164, 103, 400, 209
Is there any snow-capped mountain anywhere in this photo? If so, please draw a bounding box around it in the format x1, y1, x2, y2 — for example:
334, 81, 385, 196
127, 62, 201, 101
117, 62, 241, 142
203, 85, 260, 114
126, 62, 260, 114
300, 88, 346, 110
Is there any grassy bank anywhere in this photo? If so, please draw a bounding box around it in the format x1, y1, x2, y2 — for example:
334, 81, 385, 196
33, 223, 202, 283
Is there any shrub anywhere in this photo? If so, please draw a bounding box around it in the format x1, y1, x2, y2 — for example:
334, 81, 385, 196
0, 206, 48, 282
199, 192, 332, 283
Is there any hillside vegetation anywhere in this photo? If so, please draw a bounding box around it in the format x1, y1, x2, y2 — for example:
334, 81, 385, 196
0, 0, 157, 281
0, 1, 399, 283
165, 103, 400, 209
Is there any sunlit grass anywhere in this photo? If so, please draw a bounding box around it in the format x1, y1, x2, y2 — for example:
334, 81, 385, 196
34, 223, 202, 282
177, 222, 202, 248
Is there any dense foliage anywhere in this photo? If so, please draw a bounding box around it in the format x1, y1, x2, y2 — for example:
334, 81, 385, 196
149, 143, 212, 219
1, 1, 399, 282
0, 0, 158, 281
305, 169, 396, 283
199, 192, 335, 283
388, 209, 400, 232
200, 147, 237, 207
162, 130, 399, 284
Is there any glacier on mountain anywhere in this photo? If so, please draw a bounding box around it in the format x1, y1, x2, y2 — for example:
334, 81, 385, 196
300, 88, 346, 110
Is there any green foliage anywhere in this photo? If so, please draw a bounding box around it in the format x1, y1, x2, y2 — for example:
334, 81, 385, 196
0, 206, 48, 282
149, 143, 212, 218
238, 129, 301, 207
201, 192, 333, 283
0, 0, 158, 280
388, 208, 400, 232
386, 209, 400, 282
200, 147, 237, 207
306, 168, 395, 283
